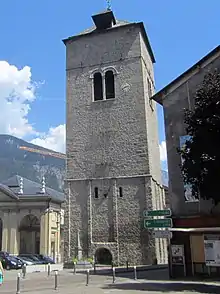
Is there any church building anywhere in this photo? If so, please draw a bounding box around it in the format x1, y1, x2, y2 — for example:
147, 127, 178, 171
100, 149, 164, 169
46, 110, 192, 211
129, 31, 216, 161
63, 9, 167, 265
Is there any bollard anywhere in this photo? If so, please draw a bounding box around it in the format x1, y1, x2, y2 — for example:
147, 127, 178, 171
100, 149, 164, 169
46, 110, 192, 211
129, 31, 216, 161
16, 273, 21, 294
54, 271, 58, 290
112, 267, 116, 284
22, 264, 26, 279
93, 262, 96, 274
47, 263, 51, 277
86, 269, 89, 286
73, 262, 76, 275
126, 260, 129, 271
134, 265, 137, 280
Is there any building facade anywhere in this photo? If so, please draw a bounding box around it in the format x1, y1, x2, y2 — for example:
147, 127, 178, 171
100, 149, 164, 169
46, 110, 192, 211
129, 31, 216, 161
0, 175, 64, 262
152, 46, 220, 277
64, 9, 167, 266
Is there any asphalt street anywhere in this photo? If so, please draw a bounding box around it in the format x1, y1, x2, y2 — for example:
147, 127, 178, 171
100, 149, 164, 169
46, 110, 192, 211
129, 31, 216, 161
1, 268, 220, 293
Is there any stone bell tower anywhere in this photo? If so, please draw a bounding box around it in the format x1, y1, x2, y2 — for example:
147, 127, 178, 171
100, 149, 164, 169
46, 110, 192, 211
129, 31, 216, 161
63, 9, 167, 265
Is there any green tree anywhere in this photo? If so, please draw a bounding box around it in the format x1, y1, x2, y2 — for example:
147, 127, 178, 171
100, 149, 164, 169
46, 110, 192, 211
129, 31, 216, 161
179, 70, 220, 205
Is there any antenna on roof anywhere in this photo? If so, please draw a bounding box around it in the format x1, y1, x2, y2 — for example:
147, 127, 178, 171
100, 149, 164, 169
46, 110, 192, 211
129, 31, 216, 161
106, 0, 111, 10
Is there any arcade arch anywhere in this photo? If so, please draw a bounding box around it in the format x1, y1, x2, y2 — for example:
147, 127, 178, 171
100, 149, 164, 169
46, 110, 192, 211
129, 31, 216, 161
19, 214, 40, 254
95, 247, 112, 265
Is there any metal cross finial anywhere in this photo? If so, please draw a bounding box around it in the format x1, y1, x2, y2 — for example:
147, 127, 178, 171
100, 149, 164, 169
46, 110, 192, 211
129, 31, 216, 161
107, 0, 111, 10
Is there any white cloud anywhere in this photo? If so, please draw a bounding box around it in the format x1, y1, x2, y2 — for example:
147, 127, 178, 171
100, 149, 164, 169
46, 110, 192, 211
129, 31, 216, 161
0, 61, 37, 137
31, 124, 66, 153
0, 60, 65, 152
159, 140, 167, 162
0, 60, 170, 158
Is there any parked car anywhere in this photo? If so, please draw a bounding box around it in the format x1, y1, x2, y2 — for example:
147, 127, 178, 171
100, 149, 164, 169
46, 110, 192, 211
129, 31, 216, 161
33, 254, 55, 264
0, 255, 23, 270
16, 256, 35, 266
0, 251, 9, 258
18, 254, 42, 264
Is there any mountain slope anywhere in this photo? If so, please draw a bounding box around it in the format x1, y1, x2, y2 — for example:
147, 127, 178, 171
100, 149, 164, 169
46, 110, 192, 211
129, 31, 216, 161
0, 134, 168, 192
0, 134, 65, 192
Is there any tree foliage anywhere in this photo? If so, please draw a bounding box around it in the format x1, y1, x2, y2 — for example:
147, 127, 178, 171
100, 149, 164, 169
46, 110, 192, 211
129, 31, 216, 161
179, 70, 220, 205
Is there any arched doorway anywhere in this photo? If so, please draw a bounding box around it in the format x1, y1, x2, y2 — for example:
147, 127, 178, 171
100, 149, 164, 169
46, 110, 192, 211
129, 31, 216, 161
0, 218, 2, 251
19, 214, 40, 254
95, 248, 112, 265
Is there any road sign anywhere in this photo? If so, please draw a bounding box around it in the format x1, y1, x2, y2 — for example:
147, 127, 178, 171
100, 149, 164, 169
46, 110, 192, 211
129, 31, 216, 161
143, 209, 171, 218
152, 230, 172, 239
144, 218, 173, 229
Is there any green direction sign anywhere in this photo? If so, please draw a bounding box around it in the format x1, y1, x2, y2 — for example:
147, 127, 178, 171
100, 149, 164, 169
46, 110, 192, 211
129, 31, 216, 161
143, 209, 171, 218
144, 218, 173, 229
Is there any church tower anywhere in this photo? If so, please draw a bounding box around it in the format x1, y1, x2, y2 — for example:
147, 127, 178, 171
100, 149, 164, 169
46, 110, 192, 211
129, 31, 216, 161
63, 9, 167, 265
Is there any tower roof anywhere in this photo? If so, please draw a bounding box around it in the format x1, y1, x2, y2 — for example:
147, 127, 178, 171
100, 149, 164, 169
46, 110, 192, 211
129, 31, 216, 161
62, 10, 155, 63
92, 9, 116, 30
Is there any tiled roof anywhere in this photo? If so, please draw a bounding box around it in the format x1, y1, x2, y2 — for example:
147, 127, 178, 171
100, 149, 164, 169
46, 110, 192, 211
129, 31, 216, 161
2, 175, 64, 203
78, 20, 130, 36
0, 183, 18, 200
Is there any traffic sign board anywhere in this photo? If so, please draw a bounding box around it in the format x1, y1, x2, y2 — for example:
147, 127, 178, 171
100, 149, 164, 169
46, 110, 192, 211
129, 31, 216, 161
143, 209, 171, 217
152, 230, 172, 239
144, 218, 173, 228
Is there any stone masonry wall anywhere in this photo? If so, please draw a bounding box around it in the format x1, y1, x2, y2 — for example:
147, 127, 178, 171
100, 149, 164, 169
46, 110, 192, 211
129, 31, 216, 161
65, 20, 166, 265
66, 25, 151, 181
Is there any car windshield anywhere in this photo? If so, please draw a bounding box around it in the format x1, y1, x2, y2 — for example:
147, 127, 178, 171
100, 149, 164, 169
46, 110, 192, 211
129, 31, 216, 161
8, 256, 18, 262
30, 256, 40, 261
20, 257, 33, 261
20, 255, 39, 261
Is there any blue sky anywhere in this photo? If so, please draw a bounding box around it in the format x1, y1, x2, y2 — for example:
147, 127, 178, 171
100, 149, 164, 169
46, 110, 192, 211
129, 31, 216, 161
0, 0, 219, 170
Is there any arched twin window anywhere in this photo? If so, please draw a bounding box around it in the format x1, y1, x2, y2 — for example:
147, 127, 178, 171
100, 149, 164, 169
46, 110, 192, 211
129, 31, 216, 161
94, 73, 103, 101
93, 70, 115, 101
105, 71, 115, 99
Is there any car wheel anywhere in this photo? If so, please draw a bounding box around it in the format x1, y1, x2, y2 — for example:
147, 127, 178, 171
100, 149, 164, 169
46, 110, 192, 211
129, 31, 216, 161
6, 265, 10, 270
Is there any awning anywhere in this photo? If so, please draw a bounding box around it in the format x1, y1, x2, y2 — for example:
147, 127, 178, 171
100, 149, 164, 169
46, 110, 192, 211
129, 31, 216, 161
169, 227, 220, 232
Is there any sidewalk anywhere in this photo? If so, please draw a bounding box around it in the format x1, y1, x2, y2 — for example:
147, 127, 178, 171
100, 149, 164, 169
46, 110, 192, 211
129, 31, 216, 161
2, 267, 220, 294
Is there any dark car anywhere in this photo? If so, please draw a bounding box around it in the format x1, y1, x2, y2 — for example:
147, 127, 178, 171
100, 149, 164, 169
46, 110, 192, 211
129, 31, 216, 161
18, 254, 42, 264
0, 255, 23, 270
33, 254, 55, 264
0, 251, 9, 258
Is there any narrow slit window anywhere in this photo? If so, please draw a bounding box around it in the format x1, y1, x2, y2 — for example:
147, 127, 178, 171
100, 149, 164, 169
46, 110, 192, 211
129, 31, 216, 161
94, 187, 99, 199
105, 70, 115, 99
119, 187, 123, 198
94, 72, 103, 101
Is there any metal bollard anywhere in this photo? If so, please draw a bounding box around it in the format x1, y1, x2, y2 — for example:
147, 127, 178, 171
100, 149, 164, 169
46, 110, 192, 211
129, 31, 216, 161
86, 269, 89, 286
134, 266, 137, 280
16, 273, 21, 294
93, 262, 96, 274
22, 264, 26, 279
73, 262, 76, 274
47, 263, 51, 277
54, 271, 58, 290
112, 267, 116, 284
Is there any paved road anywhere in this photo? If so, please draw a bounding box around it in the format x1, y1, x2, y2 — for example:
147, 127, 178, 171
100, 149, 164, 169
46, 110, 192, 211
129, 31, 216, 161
1, 268, 220, 293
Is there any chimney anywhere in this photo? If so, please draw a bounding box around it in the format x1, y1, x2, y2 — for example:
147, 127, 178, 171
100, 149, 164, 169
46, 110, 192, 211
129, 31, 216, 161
18, 177, 23, 194
41, 176, 46, 194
